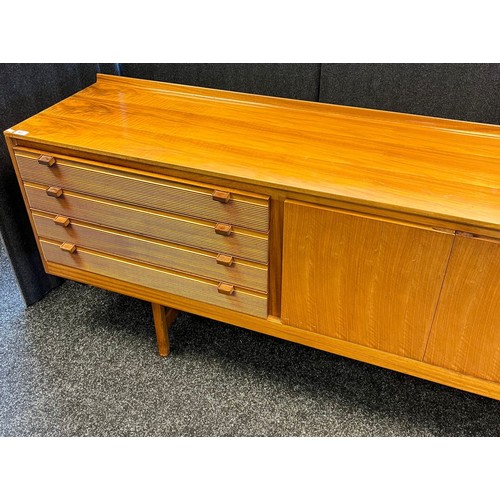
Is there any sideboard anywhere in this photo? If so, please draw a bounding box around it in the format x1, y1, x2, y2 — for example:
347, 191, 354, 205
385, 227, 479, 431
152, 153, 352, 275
4, 74, 500, 400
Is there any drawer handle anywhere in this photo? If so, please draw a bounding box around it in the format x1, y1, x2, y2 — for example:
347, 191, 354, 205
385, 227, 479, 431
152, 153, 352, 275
53, 215, 71, 227
215, 222, 233, 236
60, 242, 76, 254
217, 282, 235, 295
212, 190, 231, 203
38, 155, 56, 167
216, 254, 234, 267
46, 186, 63, 198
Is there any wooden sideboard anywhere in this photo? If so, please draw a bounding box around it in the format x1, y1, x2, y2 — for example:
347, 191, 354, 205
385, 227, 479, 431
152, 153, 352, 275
4, 74, 500, 400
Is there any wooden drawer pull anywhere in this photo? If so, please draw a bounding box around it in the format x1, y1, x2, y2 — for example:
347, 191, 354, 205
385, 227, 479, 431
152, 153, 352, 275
60, 242, 76, 254
215, 222, 233, 236
212, 190, 231, 203
46, 186, 63, 198
216, 254, 234, 267
217, 282, 235, 295
53, 215, 71, 227
38, 155, 56, 167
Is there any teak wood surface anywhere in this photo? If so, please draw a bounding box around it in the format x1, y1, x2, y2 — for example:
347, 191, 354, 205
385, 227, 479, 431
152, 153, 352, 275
32, 211, 268, 292
40, 239, 268, 318
152, 304, 178, 357
6, 73, 500, 232
15, 150, 270, 232
282, 200, 455, 360
24, 183, 269, 264
424, 234, 500, 382
5, 74, 500, 400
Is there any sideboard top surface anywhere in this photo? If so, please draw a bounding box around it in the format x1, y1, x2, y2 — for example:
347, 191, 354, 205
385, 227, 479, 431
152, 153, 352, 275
6, 73, 500, 231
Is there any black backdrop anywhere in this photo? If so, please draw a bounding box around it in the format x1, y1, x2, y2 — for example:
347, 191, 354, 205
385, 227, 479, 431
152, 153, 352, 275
2, 63, 499, 304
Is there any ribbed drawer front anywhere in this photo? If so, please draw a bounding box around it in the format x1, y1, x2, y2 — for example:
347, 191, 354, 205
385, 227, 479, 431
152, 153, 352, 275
32, 212, 268, 292
15, 150, 269, 232
40, 239, 268, 318
25, 184, 268, 264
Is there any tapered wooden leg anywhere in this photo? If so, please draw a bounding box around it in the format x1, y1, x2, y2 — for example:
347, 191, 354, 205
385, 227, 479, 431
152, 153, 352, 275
151, 303, 178, 356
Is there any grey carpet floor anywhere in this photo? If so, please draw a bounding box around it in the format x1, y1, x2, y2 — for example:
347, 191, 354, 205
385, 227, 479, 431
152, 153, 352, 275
1, 236, 499, 436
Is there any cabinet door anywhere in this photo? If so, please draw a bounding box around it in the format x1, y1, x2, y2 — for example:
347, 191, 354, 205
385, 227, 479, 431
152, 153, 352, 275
281, 201, 454, 359
424, 235, 500, 382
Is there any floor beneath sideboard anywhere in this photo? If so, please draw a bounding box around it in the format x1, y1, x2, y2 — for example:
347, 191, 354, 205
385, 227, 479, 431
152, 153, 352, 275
1, 236, 499, 437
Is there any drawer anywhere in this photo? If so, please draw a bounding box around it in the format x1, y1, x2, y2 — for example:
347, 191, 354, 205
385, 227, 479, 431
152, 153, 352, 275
25, 184, 268, 263
40, 239, 268, 318
15, 149, 269, 232
32, 211, 268, 292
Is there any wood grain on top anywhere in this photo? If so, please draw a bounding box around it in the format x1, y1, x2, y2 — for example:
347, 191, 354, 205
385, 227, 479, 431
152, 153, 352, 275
6, 73, 500, 230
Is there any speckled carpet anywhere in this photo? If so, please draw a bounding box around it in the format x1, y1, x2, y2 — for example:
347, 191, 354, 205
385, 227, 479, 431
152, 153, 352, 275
1, 235, 499, 436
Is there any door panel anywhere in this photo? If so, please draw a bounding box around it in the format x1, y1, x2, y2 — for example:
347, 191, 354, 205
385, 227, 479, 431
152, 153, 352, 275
282, 200, 454, 359
424, 235, 500, 382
